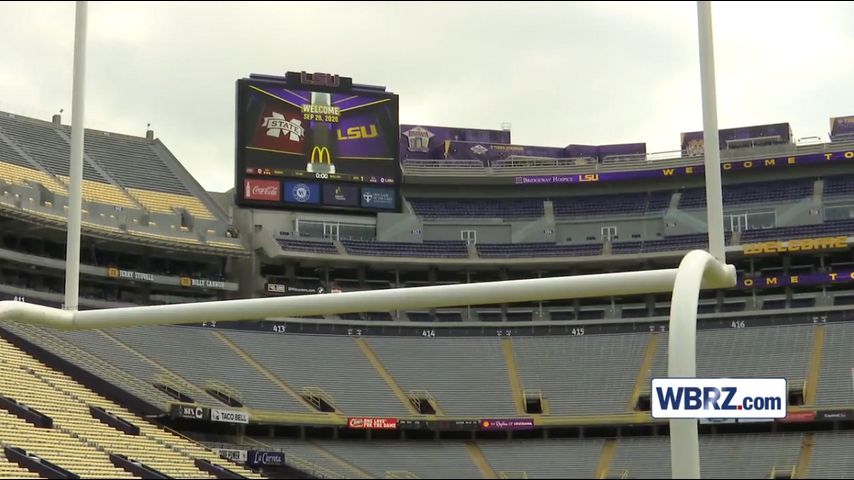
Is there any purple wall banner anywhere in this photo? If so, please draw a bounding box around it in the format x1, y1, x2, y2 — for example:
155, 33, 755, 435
514, 148, 854, 186
480, 418, 535, 431
564, 143, 646, 160
739, 268, 854, 289
565, 144, 599, 159
597, 142, 646, 158
400, 125, 511, 160
831, 116, 854, 137
445, 140, 565, 162
681, 123, 791, 151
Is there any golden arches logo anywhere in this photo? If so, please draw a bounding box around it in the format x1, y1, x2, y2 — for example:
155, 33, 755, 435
310, 146, 332, 165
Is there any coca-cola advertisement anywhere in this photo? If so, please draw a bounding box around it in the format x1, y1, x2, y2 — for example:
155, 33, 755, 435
244, 178, 281, 202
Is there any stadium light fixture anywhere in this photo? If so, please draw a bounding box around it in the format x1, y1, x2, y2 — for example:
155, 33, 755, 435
0, 2, 730, 478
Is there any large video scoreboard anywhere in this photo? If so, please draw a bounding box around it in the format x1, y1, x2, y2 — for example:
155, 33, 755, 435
235, 72, 400, 212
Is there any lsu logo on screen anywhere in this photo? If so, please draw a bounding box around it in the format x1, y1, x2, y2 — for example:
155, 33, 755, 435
651, 378, 787, 419
337, 124, 378, 141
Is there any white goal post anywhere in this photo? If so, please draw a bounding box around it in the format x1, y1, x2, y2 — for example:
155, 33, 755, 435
0, 1, 729, 478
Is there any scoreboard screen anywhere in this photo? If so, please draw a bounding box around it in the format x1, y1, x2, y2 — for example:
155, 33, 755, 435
235, 72, 400, 212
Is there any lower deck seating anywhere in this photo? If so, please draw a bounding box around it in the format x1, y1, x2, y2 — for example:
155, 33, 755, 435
0, 335, 262, 479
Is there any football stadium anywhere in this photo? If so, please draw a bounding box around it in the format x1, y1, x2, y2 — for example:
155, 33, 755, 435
2, 2, 854, 479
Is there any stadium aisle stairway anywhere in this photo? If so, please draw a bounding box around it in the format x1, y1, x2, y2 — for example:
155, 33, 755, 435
0, 336, 264, 479
0, 441, 42, 479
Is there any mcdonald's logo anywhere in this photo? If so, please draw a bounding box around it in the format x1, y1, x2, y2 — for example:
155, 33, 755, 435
310, 146, 332, 165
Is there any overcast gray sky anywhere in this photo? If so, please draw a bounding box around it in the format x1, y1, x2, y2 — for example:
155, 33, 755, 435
1, 1, 853, 192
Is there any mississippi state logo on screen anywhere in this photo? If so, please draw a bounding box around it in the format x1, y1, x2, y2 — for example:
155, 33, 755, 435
292, 183, 312, 203
262, 112, 304, 141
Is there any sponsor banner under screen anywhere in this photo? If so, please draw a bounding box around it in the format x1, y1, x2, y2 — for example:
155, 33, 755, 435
243, 178, 281, 202
347, 417, 398, 429
360, 186, 395, 209
283, 181, 320, 204
210, 408, 249, 424
514, 149, 854, 185
480, 418, 535, 431
247, 450, 286, 467
322, 183, 360, 207
214, 449, 247, 463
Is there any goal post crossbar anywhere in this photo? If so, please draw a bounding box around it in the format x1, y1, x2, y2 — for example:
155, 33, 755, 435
0, 250, 734, 331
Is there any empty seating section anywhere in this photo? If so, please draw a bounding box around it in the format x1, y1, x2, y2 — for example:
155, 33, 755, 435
0, 409, 130, 479
223, 332, 411, 416
611, 241, 643, 255
1, 322, 201, 410
105, 326, 314, 413
56, 175, 137, 209
82, 131, 189, 194
343, 240, 469, 258
127, 188, 215, 220
553, 191, 671, 218
0, 115, 103, 182
0, 134, 32, 168
649, 325, 814, 388
513, 334, 648, 415
679, 179, 814, 209
278, 238, 339, 254
808, 431, 854, 478
698, 434, 802, 479
816, 322, 854, 407
740, 219, 854, 242
316, 440, 482, 479
628, 234, 711, 253
678, 188, 706, 210
822, 174, 854, 199
479, 439, 602, 478
367, 337, 517, 416
477, 243, 601, 258
0, 335, 263, 479
610, 434, 802, 479
0, 113, 220, 221
409, 198, 544, 219
0, 161, 67, 194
